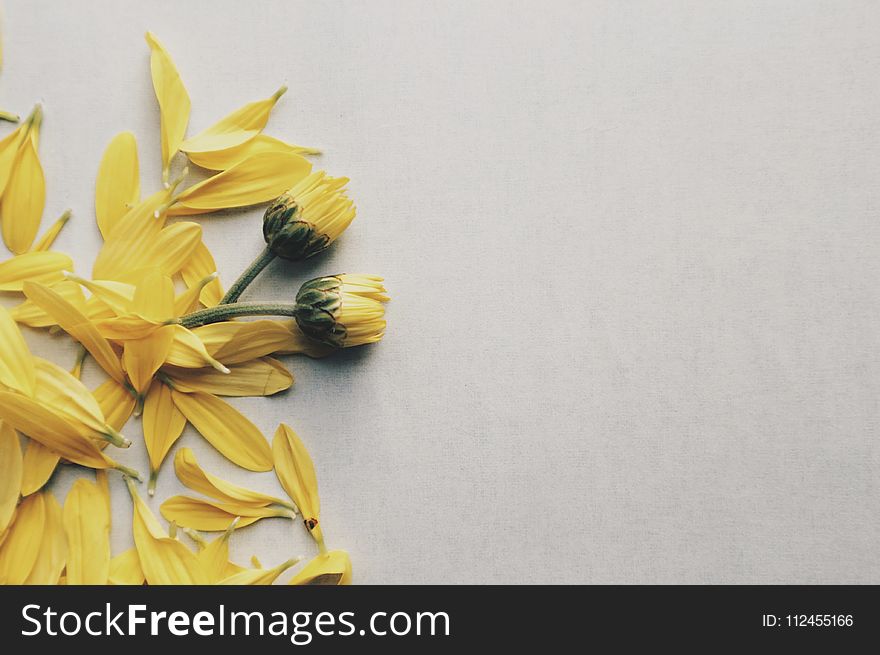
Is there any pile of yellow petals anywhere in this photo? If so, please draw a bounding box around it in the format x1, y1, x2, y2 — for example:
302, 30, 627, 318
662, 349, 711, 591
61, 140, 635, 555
0, 30, 373, 585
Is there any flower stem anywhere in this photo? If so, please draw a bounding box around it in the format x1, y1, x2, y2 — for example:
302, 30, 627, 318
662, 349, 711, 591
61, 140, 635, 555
219, 246, 276, 304
178, 301, 298, 328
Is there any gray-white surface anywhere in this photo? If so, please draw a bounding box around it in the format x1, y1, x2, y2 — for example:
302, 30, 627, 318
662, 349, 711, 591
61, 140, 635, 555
2, 0, 878, 583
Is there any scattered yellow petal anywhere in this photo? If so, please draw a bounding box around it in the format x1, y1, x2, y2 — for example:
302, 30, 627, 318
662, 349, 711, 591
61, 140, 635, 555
287, 550, 352, 585
0, 305, 36, 396
22, 281, 126, 383
0, 251, 73, 292
143, 380, 186, 491
0, 120, 28, 198
196, 319, 305, 364
0, 492, 44, 585
168, 151, 311, 215
23, 492, 67, 584
167, 357, 292, 397
63, 477, 111, 584
0, 421, 22, 534
174, 272, 218, 316
96, 132, 140, 239
20, 439, 60, 496
1, 113, 44, 254
31, 209, 72, 251
197, 522, 243, 583
273, 423, 323, 546
108, 547, 144, 585
93, 379, 137, 433
180, 240, 223, 307
174, 447, 289, 507
218, 557, 300, 585
146, 32, 190, 183
65, 275, 134, 315
171, 390, 272, 471
164, 324, 230, 372
180, 85, 286, 154
186, 134, 319, 171
124, 326, 175, 395
159, 495, 281, 531
127, 477, 208, 585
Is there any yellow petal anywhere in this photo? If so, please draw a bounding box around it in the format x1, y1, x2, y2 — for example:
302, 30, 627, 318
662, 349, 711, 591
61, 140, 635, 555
143, 381, 186, 489
218, 557, 299, 585
273, 320, 336, 358
146, 32, 190, 182
0, 120, 28, 198
93, 378, 137, 433
0, 492, 44, 584
167, 357, 292, 397
0, 391, 118, 471
196, 319, 305, 364
273, 423, 322, 544
159, 495, 279, 531
1, 127, 45, 254
23, 491, 66, 584
168, 151, 311, 215
127, 478, 208, 585
0, 421, 22, 533
9, 280, 85, 328
186, 134, 319, 171
96, 132, 140, 239
174, 447, 289, 506
33, 356, 127, 446
0, 251, 73, 291
133, 269, 175, 320
95, 314, 163, 341
65, 275, 134, 314
91, 181, 179, 278
171, 391, 272, 471
197, 522, 243, 583
180, 240, 223, 307
165, 324, 230, 372
180, 86, 286, 154
287, 550, 352, 585
63, 478, 111, 584
20, 439, 59, 496
123, 325, 175, 394
108, 547, 144, 585
31, 209, 72, 251
174, 272, 218, 316
22, 280, 126, 383
0, 305, 36, 396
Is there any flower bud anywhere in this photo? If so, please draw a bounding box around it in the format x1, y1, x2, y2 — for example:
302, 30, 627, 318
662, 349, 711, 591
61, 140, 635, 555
262, 171, 355, 261
293, 274, 388, 348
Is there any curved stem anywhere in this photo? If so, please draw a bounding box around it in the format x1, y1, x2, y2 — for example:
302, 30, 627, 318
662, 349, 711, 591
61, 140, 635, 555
178, 301, 298, 328
219, 246, 276, 304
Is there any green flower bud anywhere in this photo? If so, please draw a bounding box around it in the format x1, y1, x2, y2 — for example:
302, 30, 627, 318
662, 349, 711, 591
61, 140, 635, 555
293, 274, 389, 348
263, 171, 355, 261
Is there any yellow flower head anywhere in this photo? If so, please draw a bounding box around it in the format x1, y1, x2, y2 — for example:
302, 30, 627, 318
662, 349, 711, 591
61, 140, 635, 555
293, 274, 388, 348
262, 171, 355, 261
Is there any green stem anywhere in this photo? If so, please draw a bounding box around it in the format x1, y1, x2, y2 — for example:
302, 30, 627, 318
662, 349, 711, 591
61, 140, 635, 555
116, 463, 143, 482
219, 246, 276, 304
0, 109, 19, 123
178, 301, 297, 328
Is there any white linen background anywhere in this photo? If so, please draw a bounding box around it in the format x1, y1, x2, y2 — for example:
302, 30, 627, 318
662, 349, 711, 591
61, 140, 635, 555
2, 0, 878, 584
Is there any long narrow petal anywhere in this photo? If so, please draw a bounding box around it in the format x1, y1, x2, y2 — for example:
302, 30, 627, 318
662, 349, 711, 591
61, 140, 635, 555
31, 209, 72, 251
23, 492, 66, 584
0, 391, 115, 470
287, 550, 352, 585
96, 132, 140, 239
143, 381, 186, 488
166, 357, 292, 397
168, 151, 311, 215
0, 251, 73, 291
171, 391, 272, 471
0, 120, 28, 198
0, 305, 36, 395
22, 281, 126, 383
93, 379, 137, 433
146, 32, 190, 182
127, 478, 207, 585
1, 129, 45, 254
179, 241, 223, 308
123, 325, 175, 395
180, 86, 286, 153
0, 421, 22, 533
195, 319, 309, 364
108, 547, 144, 585
273, 423, 323, 545
159, 496, 277, 531
63, 478, 111, 584
20, 439, 60, 496
173, 447, 288, 506
9, 280, 85, 328
0, 492, 44, 584
133, 269, 175, 320
197, 522, 240, 583
218, 557, 299, 585
186, 134, 319, 171
164, 324, 229, 372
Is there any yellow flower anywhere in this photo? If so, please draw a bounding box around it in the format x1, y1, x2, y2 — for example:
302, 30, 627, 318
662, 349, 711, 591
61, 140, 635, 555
263, 171, 356, 261
293, 274, 389, 348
